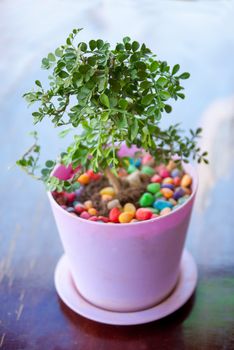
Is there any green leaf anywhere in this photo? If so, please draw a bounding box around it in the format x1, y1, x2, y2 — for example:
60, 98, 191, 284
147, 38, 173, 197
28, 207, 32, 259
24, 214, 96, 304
66, 37, 72, 45
55, 48, 63, 57
156, 77, 168, 87
150, 61, 159, 72
116, 43, 124, 51
118, 99, 128, 110
140, 81, 151, 90
89, 40, 96, 51
45, 160, 55, 168
172, 64, 180, 75
58, 70, 69, 78
48, 53, 56, 62
100, 93, 110, 108
87, 56, 96, 66
132, 41, 140, 52
141, 94, 155, 106
59, 129, 72, 138
97, 39, 104, 49
179, 72, 190, 79
35, 80, 42, 88
80, 42, 87, 52
164, 104, 172, 113
159, 91, 171, 100
123, 36, 131, 44
41, 58, 50, 69
131, 119, 139, 140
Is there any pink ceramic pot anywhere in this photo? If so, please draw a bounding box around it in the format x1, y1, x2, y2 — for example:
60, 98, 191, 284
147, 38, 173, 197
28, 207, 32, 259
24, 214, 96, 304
48, 151, 198, 312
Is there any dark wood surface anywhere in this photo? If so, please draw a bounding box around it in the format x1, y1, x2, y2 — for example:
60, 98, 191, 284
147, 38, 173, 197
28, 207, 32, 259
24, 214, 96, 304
1, 1, 234, 349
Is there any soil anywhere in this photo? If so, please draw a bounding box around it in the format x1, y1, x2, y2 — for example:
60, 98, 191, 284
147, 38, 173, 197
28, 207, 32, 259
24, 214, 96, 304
78, 174, 150, 216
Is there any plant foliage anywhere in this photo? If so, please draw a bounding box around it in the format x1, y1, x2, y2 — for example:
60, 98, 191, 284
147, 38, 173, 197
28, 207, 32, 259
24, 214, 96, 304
17, 28, 208, 191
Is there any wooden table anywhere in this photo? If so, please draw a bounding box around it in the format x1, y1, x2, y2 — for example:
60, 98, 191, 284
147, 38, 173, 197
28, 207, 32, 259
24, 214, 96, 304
1, 1, 234, 349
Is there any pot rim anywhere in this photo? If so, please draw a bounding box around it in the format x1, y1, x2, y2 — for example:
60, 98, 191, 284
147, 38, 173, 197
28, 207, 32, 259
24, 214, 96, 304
47, 162, 198, 227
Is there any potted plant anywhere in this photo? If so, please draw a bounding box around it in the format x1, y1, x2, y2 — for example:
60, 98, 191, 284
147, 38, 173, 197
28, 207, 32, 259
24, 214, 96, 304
17, 29, 208, 320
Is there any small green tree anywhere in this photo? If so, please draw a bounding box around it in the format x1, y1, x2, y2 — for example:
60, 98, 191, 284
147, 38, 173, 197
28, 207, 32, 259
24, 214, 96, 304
17, 28, 207, 193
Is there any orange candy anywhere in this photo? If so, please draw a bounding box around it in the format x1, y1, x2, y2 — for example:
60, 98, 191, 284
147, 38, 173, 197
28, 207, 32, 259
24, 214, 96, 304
77, 173, 90, 185
160, 188, 174, 199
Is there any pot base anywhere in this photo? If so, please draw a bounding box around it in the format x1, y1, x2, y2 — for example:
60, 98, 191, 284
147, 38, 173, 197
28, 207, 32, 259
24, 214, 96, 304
54, 250, 197, 325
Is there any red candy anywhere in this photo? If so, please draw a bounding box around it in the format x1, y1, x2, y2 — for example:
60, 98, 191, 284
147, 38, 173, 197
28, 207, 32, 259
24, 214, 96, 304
173, 176, 181, 186
151, 174, 162, 183
80, 211, 91, 220
109, 207, 121, 223
74, 204, 85, 214
63, 192, 76, 203
136, 208, 153, 221
98, 216, 109, 223
87, 169, 101, 181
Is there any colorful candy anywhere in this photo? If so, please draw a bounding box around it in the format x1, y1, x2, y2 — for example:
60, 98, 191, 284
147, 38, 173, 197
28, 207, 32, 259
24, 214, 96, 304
141, 166, 155, 176
109, 207, 121, 223
147, 183, 160, 194
77, 173, 90, 185
107, 199, 122, 210
139, 193, 154, 207
160, 188, 174, 199
53, 152, 193, 224
151, 174, 162, 183
99, 187, 115, 196
123, 203, 136, 215
119, 212, 135, 223
136, 208, 153, 221
160, 207, 172, 216
153, 200, 173, 211
181, 174, 192, 187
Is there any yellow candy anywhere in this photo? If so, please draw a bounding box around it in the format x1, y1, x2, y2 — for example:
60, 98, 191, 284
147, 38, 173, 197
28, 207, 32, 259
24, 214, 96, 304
84, 200, 93, 209
88, 207, 97, 215
99, 187, 115, 197
119, 212, 135, 223
181, 174, 192, 187
77, 173, 90, 185
160, 188, 174, 199
123, 203, 136, 215
101, 194, 113, 201
163, 177, 174, 185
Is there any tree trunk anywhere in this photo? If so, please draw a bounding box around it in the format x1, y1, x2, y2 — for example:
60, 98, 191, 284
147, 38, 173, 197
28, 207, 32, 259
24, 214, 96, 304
104, 167, 121, 194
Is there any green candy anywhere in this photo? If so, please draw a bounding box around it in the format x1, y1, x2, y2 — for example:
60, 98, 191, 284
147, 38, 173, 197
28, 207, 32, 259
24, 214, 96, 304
127, 164, 137, 174
147, 183, 161, 194
139, 192, 154, 207
155, 191, 163, 199
145, 207, 159, 214
141, 166, 155, 176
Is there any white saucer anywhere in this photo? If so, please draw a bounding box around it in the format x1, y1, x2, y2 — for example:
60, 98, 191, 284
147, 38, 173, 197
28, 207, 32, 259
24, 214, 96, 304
54, 250, 197, 325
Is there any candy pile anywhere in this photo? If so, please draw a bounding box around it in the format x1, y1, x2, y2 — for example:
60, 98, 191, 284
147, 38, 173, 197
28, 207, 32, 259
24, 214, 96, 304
52, 154, 193, 224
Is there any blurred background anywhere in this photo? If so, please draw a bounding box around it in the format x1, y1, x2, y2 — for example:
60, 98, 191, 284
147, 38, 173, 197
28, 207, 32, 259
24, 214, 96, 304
0, 1, 234, 347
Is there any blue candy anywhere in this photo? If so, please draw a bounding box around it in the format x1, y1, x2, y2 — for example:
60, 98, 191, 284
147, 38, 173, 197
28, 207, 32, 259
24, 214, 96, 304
153, 200, 173, 210
171, 168, 182, 178
161, 184, 175, 190
130, 158, 141, 168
